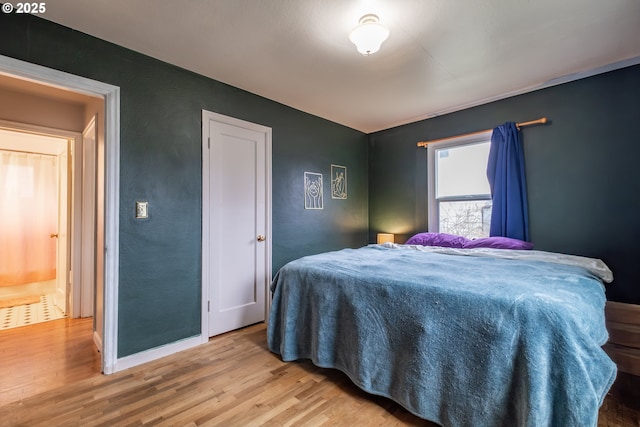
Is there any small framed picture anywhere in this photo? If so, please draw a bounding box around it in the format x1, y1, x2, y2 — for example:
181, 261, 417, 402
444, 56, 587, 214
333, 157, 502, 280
304, 172, 323, 209
331, 165, 347, 199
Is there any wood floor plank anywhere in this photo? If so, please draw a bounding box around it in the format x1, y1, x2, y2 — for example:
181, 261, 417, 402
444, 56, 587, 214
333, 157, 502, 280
0, 318, 638, 426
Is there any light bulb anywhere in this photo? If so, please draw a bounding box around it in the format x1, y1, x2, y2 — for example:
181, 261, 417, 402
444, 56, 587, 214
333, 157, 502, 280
349, 14, 389, 56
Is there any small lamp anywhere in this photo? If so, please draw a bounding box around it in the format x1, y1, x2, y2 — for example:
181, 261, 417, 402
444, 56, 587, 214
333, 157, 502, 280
349, 14, 390, 56
377, 233, 395, 244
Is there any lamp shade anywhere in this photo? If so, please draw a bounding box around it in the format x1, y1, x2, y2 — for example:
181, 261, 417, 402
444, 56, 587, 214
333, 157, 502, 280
349, 14, 389, 55
377, 233, 395, 244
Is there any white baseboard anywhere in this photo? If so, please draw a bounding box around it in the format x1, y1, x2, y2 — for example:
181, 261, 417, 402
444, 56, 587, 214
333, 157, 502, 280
114, 335, 203, 372
93, 330, 103, 353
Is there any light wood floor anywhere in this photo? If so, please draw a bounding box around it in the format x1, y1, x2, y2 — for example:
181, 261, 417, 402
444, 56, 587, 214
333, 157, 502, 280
0, 318, 638, 427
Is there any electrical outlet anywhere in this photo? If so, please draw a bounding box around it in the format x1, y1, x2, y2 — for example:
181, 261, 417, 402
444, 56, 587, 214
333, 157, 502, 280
135, 201, 148, 219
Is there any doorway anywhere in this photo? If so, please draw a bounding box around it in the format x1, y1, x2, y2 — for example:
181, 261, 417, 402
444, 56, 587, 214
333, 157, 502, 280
0, 53, 120, 373
0, 129, 70, 328
0, 118, 98, 326
201, 110, 272, 339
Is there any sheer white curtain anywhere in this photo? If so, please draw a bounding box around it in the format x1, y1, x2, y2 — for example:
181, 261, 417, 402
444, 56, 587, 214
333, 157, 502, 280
0, 150, 57, 287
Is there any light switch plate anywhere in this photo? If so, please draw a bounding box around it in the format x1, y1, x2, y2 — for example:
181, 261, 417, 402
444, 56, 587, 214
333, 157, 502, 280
135, 201, 148, 219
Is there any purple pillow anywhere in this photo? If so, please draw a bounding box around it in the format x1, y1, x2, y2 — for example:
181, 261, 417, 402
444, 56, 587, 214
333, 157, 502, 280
463, 236, 533, 250
405, 232, 469, 248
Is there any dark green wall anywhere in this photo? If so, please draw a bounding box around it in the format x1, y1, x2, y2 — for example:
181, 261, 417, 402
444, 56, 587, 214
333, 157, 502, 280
369, 64, 640, 304
0, 13, 368, 357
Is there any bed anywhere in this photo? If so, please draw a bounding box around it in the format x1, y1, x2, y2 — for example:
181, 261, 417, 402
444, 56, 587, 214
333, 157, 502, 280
267, 242, 617, 427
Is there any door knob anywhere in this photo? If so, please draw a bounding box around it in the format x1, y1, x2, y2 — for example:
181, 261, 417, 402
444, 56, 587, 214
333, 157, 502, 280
257, 235, 266, 242
50, 233, 59, 238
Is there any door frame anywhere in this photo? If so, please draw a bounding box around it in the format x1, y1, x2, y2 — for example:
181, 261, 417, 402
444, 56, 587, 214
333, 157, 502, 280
201, 110, 272, 342
0, 119, 82, 316
0, 54, 121, 374
54, 141, 69, 314
80, 116, 97, 317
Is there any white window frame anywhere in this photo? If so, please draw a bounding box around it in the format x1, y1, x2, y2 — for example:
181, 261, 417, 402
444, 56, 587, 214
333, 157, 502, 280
427, 130, 492, 235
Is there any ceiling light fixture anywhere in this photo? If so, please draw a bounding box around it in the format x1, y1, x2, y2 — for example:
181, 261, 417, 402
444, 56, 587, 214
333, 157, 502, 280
349, 14, 389, 56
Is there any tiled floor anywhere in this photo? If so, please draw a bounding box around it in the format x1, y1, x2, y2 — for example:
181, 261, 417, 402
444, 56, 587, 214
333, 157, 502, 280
0, 294, 65, 330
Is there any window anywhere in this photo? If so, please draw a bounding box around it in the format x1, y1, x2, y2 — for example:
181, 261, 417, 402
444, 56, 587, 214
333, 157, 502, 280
427, 132, 492, 239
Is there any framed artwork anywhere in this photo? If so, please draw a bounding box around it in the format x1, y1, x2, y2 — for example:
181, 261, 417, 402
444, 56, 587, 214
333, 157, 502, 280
304, 172, 323, 209
331, 164, 347, 199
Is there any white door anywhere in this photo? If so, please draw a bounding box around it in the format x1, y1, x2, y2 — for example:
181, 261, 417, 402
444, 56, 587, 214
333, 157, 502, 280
202, 111, 271, 337
53, 148, 69, 314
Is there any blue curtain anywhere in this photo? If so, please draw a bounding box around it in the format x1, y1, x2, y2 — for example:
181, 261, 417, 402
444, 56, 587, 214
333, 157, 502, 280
486, 122, 530, 241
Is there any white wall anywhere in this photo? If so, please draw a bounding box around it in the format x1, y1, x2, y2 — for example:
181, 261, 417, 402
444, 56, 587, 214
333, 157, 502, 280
0, 86, 85, 131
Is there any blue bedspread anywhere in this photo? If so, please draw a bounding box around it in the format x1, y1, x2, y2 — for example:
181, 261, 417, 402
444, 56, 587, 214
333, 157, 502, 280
267, 245, 616, 427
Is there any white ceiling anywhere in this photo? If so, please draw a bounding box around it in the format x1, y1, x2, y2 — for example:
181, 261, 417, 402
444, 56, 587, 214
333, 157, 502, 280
40, 0, 640, 133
